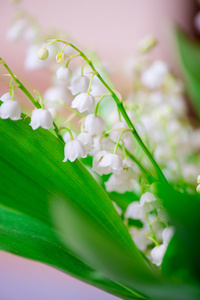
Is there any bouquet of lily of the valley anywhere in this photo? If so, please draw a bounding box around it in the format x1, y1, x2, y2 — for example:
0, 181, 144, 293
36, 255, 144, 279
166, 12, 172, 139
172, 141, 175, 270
1, 5, 200, 300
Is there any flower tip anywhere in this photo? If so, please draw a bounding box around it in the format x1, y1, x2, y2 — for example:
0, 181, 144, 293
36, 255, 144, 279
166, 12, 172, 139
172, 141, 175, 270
37, 48, 49, 60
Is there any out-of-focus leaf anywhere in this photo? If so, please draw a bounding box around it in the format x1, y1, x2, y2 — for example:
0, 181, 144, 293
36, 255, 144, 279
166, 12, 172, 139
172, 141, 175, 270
174, 26, 200, 117
0, 116, 152, 300
160, 186, 200, 283
52, 194, 200, 300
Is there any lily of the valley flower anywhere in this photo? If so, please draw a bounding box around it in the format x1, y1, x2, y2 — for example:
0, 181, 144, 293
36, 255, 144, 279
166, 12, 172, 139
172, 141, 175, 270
30, 108, 55, 130
56, 66, 72, 82
0, 93, 17, 102
0, 100, 21, 120
63, 131, 77, 143
150, 244, 167, 266
96, 152, 123, 175
37, 48, 49, 60
69, 75, 90, 95
139, 192, 162, 213
84, 114, 106, 136
77, 132, 93, 151
71, 93, 95, 113
63, 140, 87, 162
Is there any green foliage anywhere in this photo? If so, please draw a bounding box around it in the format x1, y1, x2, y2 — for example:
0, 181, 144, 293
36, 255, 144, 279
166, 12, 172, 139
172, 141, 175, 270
0, 115, 200, 300
174, 27, 200, 117
0, 115, 150, 300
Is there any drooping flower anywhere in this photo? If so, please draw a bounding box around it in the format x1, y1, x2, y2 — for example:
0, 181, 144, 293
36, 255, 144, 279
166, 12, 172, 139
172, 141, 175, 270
63, 131, 77, 143
29, 108, 55, 130
6, 19, 25, 42
96, 152, 123, 175
141, 60, 168, 89
37, 48, 49, 60
63, 140, 87, 162
84, 114, 106, 136
139, 192, 162, 213
125, 201, 144, 220
71, 93, 95, 113
56, 52, 65, 63
69, 75, 90, 95
56, 66, 72, 82
77, 132, 93, 151
0, 100, 21, 120
150, 244, 167, 266
0, 93, 18, 102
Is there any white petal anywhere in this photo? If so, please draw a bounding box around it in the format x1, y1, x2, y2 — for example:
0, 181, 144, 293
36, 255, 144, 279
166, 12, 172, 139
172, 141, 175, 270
0, 100, 21, 120
84, 114, 106, 136
71, 93, 95, 113
30, 108, 55, 130
63, 140, 87, 162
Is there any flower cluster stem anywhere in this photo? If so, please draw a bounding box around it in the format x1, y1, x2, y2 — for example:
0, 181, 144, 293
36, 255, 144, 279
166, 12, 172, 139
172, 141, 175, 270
0, 58, 63, 143
49, 40, 168, 185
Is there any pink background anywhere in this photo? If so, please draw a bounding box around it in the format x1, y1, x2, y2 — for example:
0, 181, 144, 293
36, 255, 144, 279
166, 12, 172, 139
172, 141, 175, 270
0, 1, 198, 299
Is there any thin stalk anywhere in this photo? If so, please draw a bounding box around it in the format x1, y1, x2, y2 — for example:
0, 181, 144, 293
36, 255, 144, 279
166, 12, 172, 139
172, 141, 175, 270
49, 40, 168, 185
0, 58, 63, 143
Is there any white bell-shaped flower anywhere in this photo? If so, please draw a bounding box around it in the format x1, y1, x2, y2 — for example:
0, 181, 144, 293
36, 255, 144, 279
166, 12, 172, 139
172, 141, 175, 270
0, 100, 21, 120
84, 114, 106, 136
6, 19, 25, 42
56, 66, 72, 82
0, 93, 17, 102
63, 131, 77, 143
97, 153, 123, 175
92, 150, 109, 174
162, 227, 174, 246
150, 244, 167, 266
71, 93, 95, 113
63, 140, 87, 162
69, 75, 90, 95
129, 228, 152, 251
125, 201, 144, 220
44, 86, 73, 107
141, 60, 168, 89
77, 132, 93, 151
30, 108, 55, 130
139, 192, 162, 213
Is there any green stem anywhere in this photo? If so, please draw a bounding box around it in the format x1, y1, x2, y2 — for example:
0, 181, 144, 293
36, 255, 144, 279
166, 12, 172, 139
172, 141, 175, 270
87, 73, 96, 95
113, 129, 133, 154
81, 61, 87, 76
95, 93, 110, 117
61, 128, 74, 140
65, 53, 80, 68
146, 213, 159, 246
48, 40, 167, 184
0, 58, 63, 143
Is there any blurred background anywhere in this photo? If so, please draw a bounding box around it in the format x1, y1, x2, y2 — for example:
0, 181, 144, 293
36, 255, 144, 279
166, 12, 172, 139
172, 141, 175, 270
0, 0, 198, 299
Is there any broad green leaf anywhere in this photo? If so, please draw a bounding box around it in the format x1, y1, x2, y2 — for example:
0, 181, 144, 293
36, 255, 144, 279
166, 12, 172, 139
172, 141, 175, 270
160, 187, 200, 283
174, 27, 200, 117
0, 116, 152, 300
1, 116, 200, 300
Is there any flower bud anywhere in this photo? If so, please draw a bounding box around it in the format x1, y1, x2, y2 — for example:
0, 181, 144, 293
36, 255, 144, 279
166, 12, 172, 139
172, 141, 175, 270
56, 52, 65, 63
196, 184, 200, 194
37, 48, 49, 60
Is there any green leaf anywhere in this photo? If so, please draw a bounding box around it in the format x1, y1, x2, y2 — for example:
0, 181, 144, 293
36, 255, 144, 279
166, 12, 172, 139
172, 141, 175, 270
160, 187, 200, 283
174, 27, 200, 117
0, 116, 151, 300
1, 116, 200, 300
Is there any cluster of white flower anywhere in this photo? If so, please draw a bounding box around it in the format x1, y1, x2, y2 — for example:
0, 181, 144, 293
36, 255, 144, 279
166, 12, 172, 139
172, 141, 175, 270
126, 191, 174, 265
4, 7, 200, 268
